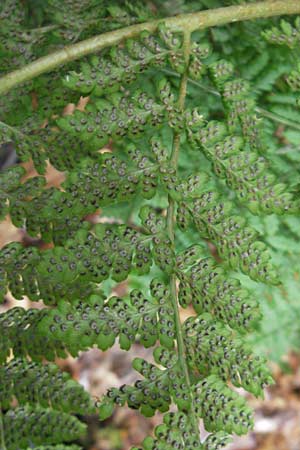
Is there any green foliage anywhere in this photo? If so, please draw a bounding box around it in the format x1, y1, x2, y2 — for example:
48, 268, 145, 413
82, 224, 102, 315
132, 412, 232, 450
0, 288, 173, 360
184, 314, 273, 397
24, 447, 81, 450
1, 1, 300, 450
3, 406, 85, 450
177, 252, 261, 331
245, 214, 300, 364
287, 62, 300, 92
0, 358, 96, 413
63, 25, 184, 96
262, 18, 300, 48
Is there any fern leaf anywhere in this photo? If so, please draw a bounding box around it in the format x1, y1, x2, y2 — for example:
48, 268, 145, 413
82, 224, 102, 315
63, 27, 184, 96
1, 3, 300, 449
133, 414, 231, 450
184, 314, 274, 397
287, 62, 300, 91
0, 358, 96, 413
187, 123, 298, 215
0, 281, 176, 360
176, 251, 260, 331
262, 18, 300, 48
3, 406, 86, 450
193, 375, 253, 435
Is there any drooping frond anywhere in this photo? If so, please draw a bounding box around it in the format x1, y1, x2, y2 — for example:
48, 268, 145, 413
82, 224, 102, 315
1, 2, 300, 449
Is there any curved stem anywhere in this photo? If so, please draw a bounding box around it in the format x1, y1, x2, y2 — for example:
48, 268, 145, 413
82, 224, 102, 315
1, 1, 300, 95
166, 31, 200, 439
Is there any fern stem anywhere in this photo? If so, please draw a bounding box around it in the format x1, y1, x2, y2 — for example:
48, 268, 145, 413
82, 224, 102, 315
0, 120, 26, 137
166, 31, 200, 441
162, 68, 300, 132
256, 107, 300, 131
27, 24, 58, 34
1, 1, 300, 95
0, 409, 6, 450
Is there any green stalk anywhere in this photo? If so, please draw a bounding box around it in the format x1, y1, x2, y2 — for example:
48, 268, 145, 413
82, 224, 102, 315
256, 107, 300, 131
166, 30, 200, 440
1, 1, 300, 95
0, 409, 6, 450
161, 68, 300, 132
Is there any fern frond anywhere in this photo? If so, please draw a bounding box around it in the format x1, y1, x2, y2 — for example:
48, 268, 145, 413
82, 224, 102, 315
184, 314, 273, 397
287, 62, 300, 92
0, 280, 176, 360
40, 283, 175, 353
132, 411, 231, 450
187, 123, 297, 214
0, 358, 96, 413
262, 18, 300, 48
63, 26, 184, 96
176, 192, 279, 283
3, 406, 86, 450
0, 220, 156, 302
176, 251, 260, 331
57, 89, 169, 150
1, 3, 300, 449
193, 375, 253, 435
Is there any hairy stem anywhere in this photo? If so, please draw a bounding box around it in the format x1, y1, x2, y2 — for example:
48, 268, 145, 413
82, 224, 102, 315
166, 31, 200, 439
1, 1, 300, 95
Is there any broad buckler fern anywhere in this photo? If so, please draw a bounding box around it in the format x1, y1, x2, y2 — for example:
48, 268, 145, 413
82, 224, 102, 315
1, 1, 300, 449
